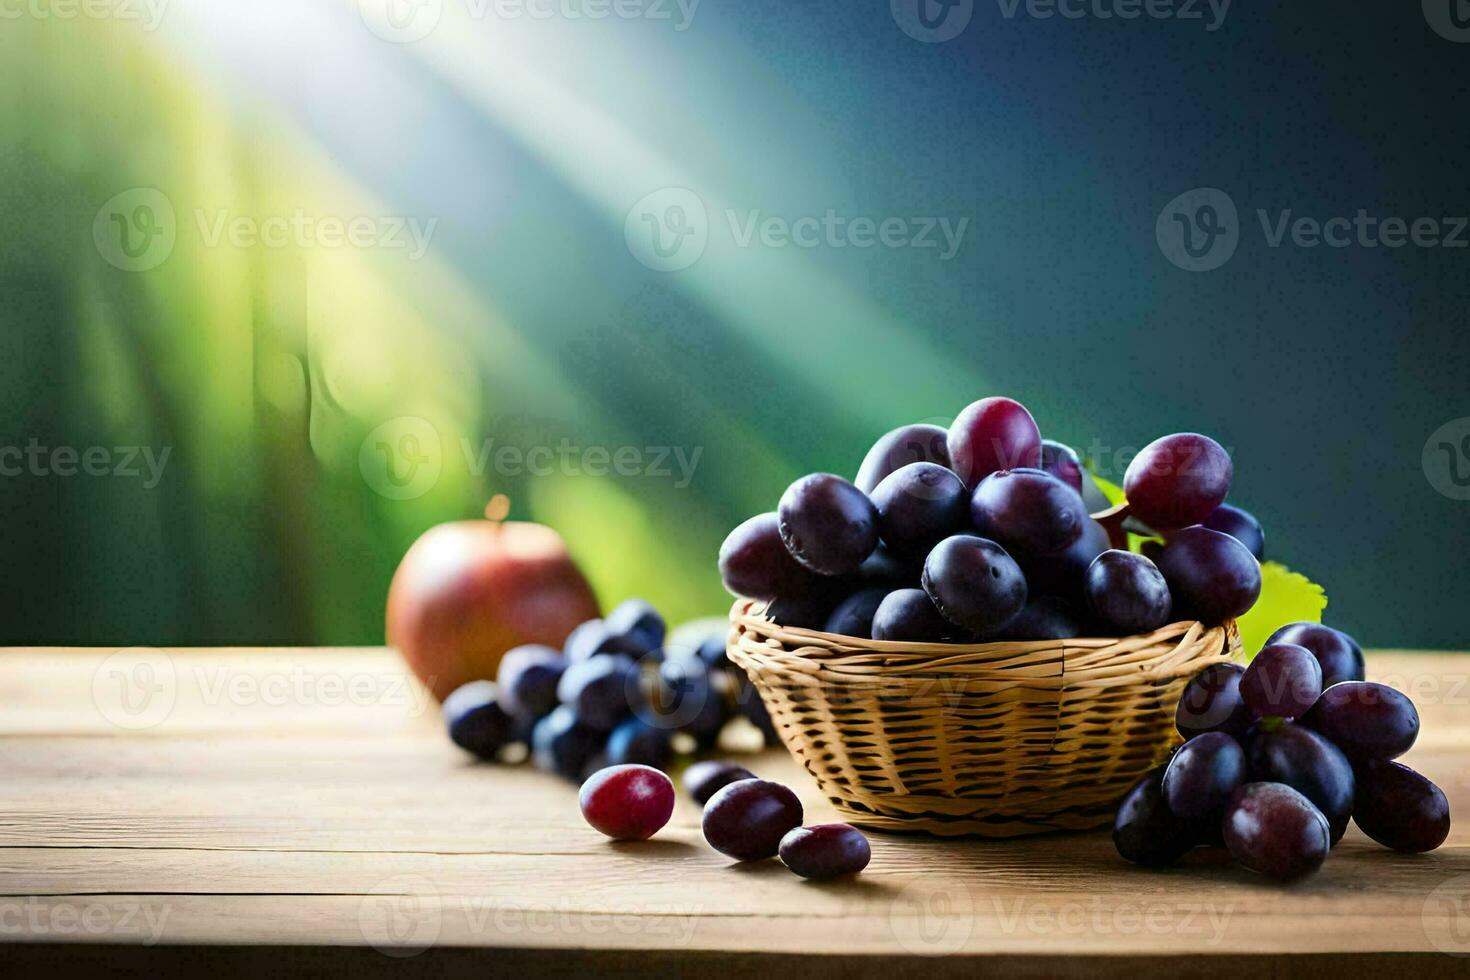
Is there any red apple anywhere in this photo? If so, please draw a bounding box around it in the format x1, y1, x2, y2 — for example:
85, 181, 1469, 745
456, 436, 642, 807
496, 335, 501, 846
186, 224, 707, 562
387, 504, 600, 701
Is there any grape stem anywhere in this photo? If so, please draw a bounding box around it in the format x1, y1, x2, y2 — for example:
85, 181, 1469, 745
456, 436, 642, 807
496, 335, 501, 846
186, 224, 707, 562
1091, 501, 1131, 550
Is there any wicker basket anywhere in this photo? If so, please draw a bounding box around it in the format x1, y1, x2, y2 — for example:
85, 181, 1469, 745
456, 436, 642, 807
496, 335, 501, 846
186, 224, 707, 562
727, 598, 1241, 838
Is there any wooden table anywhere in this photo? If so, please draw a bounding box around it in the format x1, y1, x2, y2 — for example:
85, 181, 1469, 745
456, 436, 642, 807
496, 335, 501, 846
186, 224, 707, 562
2, 647, 1468, 977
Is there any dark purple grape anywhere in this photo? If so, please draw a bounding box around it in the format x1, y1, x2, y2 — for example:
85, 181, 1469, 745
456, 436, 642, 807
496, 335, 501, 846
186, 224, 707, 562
579, 764, 675, 841
1112, 767, 1200, 866
870, 588, 959, 642
556, 654, 640, 732
1239, 643, 1322, 720
1175, 662, 1253, 741
1162, 731, 1246, 820
651, 656, 725, 747
531, 705, 603, 780
1021, 519, 1110, 596
764, 591, 842, 630
719, 512, 821, 600
855, 423, 951, 493
442, 681, 516, 759
603, 598, 665, 657
737, 684, 780, 745
1302, 682, 1419, 761
779, 824, 871, 879
1248, 722, 1355, 843
947, 397, 1042, 488
702, 779, 804, 861
871, 462, 969, 558
823, 587, 890, 638
683, 760, 756, 806
922, 535, 1027, 634
777, 474, 879, 576
971, 469, 1087, 557
1084, 550, 1173, 635
1155, 527, 1262, 624
564, 619, 617, 663
496, 645, 566, 719
1223, 782, 1330, 881
1200, 503, 1264, 560
1265, 622, 1365, 687
1000, 595, 1083, 640
1124, 433, 1233, 530
1040, 439, 1084, 494
604, 716, 674, 770
856, 544, 923, 589
1352, 759, 1451, 853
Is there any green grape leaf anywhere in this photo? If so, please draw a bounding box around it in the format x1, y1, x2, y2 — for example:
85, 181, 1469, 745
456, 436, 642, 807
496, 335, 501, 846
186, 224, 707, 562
1090, 471, 1126, 506
1235, 561, 1328, 657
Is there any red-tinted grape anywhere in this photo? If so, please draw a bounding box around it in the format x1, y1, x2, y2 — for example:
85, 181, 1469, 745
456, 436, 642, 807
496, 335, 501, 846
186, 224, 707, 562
970, 468, 1087, 557
702, 779, 804, 861
870, 588, 960, 642
1301, 682, 1419, 761
778, 474, 880, 576
1112, 767, 1200, 866
946, 397, 1042, 488
871, 462, 969, 558
1199, 503, 1265, 560
442, 680, 516, 759
683, 760, 756, 806
1040, 439, 1084, 494
1000, 596, 1084, 640
823, 587, 890, 638
1265, 622, 1365, 687
1124, 433, 1233, 530
1155, 526, 1262, 624
532, 705, 604, 780
1239, 643, 1322, 720
1248, 722, 1355, 843
1021, 518, 1110, 596
719, 513, 820, 600
579, 764, 676, 841
1084, 550, 1173, 635
1223, 782, 1330, 882
922, 535, 1027, 634
496, 645, 566, 719
556, 654, 640, 732
1352, 759, 1451, 853
855, 423, 952, 493
779, 824, 872, 879
1162, 731, 1246, 820
1176, 662, 1253, 741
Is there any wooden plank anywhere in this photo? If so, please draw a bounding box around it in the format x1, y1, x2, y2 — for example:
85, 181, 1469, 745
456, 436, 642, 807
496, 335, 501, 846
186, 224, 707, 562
1, 647, 1468, 969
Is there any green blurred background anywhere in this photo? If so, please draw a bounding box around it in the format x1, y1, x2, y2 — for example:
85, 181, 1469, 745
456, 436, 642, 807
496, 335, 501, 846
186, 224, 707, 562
3, 3, 1468, 648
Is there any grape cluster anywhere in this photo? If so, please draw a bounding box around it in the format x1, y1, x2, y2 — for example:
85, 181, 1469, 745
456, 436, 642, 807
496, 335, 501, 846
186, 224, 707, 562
720, 396, 1266, 641
576, 759, 871, 880
1115, 621, 1450, 881
439, 597, 777, 781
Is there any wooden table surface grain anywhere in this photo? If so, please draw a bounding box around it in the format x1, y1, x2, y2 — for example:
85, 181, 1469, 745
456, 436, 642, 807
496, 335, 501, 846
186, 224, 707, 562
2, 646, 1468, 977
